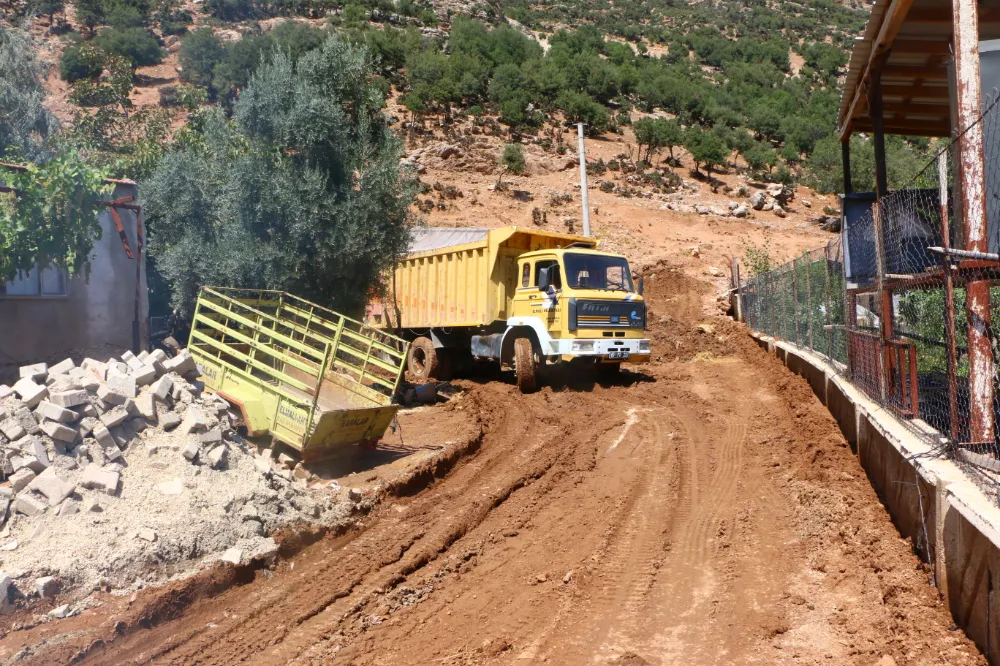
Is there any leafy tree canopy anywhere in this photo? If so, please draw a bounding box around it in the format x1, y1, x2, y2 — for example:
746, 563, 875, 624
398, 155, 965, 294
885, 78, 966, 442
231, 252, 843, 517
143, 36, 415, 317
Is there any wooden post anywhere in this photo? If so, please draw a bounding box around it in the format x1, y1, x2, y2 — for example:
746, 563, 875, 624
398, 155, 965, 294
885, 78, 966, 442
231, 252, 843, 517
869, 68, 894, 404
953, 0, 994, 445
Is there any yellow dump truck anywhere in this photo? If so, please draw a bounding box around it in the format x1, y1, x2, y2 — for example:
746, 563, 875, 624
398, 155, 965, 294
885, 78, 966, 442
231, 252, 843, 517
188, 287, 408, 460
366, 227, 650, 392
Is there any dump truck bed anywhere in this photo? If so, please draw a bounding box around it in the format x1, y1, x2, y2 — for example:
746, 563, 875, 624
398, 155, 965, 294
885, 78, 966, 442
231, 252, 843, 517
188, 287, 409, 460
371, 226, 598, 329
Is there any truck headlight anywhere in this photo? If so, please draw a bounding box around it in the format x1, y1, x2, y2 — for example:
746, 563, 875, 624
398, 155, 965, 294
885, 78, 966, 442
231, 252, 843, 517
572, 341, 595, 352
639, 340, 651, 352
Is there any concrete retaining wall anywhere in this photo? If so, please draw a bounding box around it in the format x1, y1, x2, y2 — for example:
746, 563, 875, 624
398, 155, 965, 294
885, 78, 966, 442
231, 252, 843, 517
753, 333, 1000, 664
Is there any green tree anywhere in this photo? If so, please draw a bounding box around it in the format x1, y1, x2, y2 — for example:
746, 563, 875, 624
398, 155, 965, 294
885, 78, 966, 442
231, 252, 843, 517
30, 0, 65, 23
0, 152, 113, 280
143, 36, 415, 318
685, 127, 729, 180
501, 143, 526, 175
76, 0, 106, 35
60, 41, 105, 82
0, 26, 55, 160
556, 90, 609, 133
94, 27, 164, 68
179, 27, 226, 89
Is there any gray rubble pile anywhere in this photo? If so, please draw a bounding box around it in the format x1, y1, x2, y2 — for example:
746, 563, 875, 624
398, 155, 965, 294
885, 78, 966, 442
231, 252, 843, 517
0, 348, 351, 616
0, 348, 208, 516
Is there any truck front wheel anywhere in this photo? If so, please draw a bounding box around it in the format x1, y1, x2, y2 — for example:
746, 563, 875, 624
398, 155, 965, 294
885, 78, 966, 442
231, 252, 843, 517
407, 336, 439, 381
514, 337, 538, 394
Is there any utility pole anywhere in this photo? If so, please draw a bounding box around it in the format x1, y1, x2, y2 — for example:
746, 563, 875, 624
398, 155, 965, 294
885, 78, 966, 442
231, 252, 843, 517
577, 123, 591, 237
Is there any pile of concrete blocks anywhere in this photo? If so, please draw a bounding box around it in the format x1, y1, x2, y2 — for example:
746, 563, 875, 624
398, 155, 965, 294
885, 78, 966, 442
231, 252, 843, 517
0, 348, 226, 528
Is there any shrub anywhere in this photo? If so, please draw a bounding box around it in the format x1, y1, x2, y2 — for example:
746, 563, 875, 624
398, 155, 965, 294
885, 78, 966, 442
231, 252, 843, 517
59, 42, 104, 82
501, 143, 526, 174
94, 27, 164, 67
0, 26, 55, 159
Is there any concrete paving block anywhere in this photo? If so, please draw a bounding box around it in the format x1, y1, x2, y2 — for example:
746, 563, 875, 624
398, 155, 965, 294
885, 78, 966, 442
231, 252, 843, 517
277, 453, 295, 469
81, 358, 107, 381
137, 350, 149, 362
0, 419, 26, 442
17, 435, 50, 466
181, 407, 207, 434
40, 421, 76, 444
92, 424, 117, 450
36, 401, 76, 424
151, 376, 173, 402
27, 469, 75, 506
135, 394, 156, 420
182, 441, 200, 462
81, 376, 101, 392
12, 494, 46, 516
99, 407, 129, 429
12, 379, 48, 408
107, 374, 137, 399
96, 385, 127, 406
19, 363, 47, 382
79, 463, 119, 495
199, 429, 222, 445
149, 349, 168, 364
206, 445, 226, 469
35, 576, 60, 598
104, 445, 123, 463
0, 385, 13, 400
49, 389, 89, 408
122, 350, 144, 371
48, 358, 76, 376
74, 403, 98, 419
57, 499, 80, 516
163, 351, 198, 376
160, 412, 182, 431
131, 365, 157, 386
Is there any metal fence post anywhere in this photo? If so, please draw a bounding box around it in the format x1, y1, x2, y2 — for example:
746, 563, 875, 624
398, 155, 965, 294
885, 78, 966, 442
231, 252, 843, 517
824, 243, 833, 361
792, 260, 800, 346
806, 254, 814, 352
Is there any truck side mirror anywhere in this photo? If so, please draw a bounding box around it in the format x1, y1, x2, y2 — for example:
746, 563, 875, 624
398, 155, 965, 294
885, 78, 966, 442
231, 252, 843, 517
637, 277, 644, 295
538, 267, 550, 291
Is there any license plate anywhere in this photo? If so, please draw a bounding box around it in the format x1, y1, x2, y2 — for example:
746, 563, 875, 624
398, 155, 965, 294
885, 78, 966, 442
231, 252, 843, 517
609, 350, 630, 360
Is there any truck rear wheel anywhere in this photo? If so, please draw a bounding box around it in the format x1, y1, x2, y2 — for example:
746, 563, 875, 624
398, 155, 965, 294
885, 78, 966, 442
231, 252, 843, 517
514, 337, 538, 394
407, 337, 439, 381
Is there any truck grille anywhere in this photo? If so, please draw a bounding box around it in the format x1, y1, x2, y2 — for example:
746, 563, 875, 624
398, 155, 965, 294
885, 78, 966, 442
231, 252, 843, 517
570, 299, 646, 330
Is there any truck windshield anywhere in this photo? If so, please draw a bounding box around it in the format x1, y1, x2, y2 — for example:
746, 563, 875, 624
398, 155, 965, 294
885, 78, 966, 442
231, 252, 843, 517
563, 254, 635, 292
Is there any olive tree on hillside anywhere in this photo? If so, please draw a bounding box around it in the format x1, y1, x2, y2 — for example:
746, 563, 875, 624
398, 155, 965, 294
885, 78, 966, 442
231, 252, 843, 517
0, 25, 56, 159
142, 36, 416, 318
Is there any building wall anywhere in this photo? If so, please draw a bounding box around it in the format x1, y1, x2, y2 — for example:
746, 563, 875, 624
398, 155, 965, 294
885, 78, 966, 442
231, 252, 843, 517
0, 182, 149, 369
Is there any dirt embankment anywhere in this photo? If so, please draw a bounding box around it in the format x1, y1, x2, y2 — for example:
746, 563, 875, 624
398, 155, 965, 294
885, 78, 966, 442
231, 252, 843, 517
0, 270, 984, 666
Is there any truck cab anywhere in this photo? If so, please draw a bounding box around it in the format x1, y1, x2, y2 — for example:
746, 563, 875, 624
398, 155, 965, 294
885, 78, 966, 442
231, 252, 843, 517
506, 248, 651, 388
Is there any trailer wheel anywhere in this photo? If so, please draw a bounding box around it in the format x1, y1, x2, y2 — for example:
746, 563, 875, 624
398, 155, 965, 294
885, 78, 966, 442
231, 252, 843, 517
407, 337, 439, 380
514, 337, 538, 394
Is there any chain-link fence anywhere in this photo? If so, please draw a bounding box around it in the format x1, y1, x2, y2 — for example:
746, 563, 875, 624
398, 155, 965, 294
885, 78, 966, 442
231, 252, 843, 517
740, 91, 1000, 504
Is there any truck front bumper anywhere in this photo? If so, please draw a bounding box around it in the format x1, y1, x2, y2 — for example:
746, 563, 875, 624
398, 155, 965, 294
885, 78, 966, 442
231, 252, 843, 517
546, 338, 651, 363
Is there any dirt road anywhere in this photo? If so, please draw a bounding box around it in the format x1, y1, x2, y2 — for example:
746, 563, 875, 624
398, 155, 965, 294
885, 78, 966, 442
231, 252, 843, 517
4, 271, 985, 666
